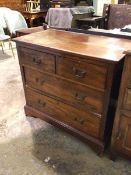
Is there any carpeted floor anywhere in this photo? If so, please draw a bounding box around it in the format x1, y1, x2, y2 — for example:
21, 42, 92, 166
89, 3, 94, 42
0, 42, 131, 175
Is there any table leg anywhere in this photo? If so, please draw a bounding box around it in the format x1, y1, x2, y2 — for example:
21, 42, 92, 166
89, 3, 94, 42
29, 18, 34, 27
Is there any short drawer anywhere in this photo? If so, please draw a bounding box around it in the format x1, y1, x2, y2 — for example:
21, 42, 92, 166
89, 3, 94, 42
123, 88, 131, 111
56, 56, 108, 90
18, 47, 55, 73
25, 88, 101, 139
24, 67, 104, 114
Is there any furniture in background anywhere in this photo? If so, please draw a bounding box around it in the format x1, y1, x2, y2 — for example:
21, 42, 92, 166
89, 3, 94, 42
102, 4, 110, 29
76, 16, 104, 29
87, 27, 131, 39
22, 10, 47, 27
73, 4, 109, 30
50, 0, 72, 7
108, 4, 131, 29
118, 0, 131, 4
24, 0, 50, 10
75, 0, 92, 6
14, 29, 131, 155
0, 7, 27, 36
111, 51, 131, 160
87, 4, 131, 30
0, 27, 14, 58
45, 8, 73, 28
25, 0, 40, 12
16, 26, 43, 36
5, 10, 28, 36
101, 4, 131, 30
45, 6, 94, 28
49, 0, 93, 7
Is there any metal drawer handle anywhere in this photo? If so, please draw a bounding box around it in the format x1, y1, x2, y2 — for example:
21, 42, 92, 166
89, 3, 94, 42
74, 117, 85, 125
38, 99, 46, 107
32, 57, 41, 65
75, 92, 96, 111
73, 67, 86, 78
75, 92, 86, 101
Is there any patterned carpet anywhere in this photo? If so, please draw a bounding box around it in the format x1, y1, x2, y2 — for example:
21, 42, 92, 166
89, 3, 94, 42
0, 42, 131, 175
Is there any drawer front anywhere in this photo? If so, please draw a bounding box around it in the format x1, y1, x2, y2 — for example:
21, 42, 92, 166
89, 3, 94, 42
114, 114, 131, 157
123, 88, 131, 111
56, 56, 108, 90
18, 47, 55, 73
26, 88, 101, 139
24, 67, 104, 114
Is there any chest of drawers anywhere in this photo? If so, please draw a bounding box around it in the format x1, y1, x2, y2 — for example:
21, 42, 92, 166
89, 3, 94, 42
15, 29, 131, 155
111, 51, 131, 160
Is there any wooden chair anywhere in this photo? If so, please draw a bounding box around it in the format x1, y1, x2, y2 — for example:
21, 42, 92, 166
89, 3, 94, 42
26, 0, 40, 12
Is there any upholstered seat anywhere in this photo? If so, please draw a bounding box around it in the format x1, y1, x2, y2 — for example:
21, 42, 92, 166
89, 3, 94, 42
0, 34, 10, 40
0, 7, 28, 36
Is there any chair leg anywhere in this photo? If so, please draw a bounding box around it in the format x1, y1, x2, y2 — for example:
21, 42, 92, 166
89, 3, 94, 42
0, 41, 4, 54
2, 41, 5, 47
8, 39, 15, 59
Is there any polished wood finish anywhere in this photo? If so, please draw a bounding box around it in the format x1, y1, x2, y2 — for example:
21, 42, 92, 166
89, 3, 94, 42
26, 87, 101, 139
14, 29, 131, 155
16, 26, 43, 37
19, 47, 55, 73
15, 29, 131, 62
24, 67, 104, 113
111, 51, 131, 160
56, 56, 108, 90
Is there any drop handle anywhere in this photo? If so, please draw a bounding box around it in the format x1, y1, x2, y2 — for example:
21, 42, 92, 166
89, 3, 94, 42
38, 99, 46, 107
74, 117, 85, 125
32, 57, 41, 65
75, 92, 86, 101
73, 67, 86, 78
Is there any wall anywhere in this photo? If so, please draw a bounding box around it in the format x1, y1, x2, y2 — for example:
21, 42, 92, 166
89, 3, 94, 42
93, 0, 118, 15
0, 0, 24, 11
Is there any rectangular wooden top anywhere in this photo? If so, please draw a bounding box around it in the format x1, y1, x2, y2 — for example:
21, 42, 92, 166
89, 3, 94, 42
14, 29, 131, 63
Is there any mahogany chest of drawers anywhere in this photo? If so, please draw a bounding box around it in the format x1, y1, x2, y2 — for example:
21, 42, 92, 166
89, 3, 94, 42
15, 29, 131, 155
111, 51, 131, 160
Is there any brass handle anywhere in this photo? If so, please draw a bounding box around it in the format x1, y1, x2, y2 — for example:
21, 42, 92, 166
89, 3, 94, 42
73, 67, 86, 78
75, 92, 86, 101
74, 117, 85, 125
74, 92, 96, 111
38, 99, 46, 107
32, 57, 41, 65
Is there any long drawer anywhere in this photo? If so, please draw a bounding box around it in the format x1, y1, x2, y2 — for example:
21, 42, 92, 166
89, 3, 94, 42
56, 56, 108, 90
25, 87, 101, 139
18, 47, 55, 73
24, 67, 104, 114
